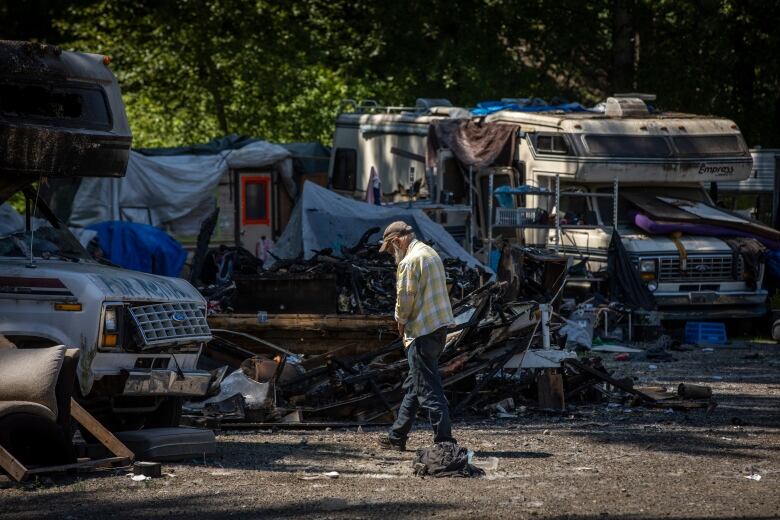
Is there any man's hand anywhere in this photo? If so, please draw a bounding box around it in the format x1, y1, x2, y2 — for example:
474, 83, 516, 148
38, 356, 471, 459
398, 322, 405, 338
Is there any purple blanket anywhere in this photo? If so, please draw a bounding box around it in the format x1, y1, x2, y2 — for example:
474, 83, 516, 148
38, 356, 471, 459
634, 213, 780, 250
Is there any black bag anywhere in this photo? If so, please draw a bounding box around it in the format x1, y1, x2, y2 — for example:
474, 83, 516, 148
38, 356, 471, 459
412, 442, 485, 478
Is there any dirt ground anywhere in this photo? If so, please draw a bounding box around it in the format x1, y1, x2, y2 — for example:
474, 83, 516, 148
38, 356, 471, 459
3, 342, 780, 519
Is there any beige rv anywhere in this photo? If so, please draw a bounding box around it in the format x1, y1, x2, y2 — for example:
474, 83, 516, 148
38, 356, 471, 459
479, 96, 766, 319
328, 99, 470, 200
328, 99, 474, 246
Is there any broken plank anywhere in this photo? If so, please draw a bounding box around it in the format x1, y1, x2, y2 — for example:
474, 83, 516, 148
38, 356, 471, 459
564, 359, 656, 403
25, 457, 129, 476
0, 443, 27, 482
70, 399, 134, 460
208, 313, 395, 333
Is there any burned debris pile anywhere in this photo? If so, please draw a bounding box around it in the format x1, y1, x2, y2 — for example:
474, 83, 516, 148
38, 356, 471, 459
201, 228, 486, 315
185, 280, 715, 428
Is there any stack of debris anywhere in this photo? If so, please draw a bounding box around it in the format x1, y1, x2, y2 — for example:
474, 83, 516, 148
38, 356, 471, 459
185, 280, 715, 428
202, 227, 487, 315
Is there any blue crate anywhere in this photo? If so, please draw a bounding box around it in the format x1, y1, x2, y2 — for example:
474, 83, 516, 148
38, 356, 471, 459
684, 321, 727, 345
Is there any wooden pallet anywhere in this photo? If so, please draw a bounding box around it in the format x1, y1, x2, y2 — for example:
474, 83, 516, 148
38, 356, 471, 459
0, 399, 135, 482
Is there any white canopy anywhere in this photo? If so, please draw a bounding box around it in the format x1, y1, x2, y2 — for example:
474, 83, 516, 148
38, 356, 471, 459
69, 141, 293, 235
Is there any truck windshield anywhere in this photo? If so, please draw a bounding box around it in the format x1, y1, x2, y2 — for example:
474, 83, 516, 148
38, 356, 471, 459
0, 201, 93, 262
596, 187, 709, 227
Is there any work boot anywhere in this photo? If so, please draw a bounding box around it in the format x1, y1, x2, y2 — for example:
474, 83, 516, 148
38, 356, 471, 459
378, 435, 405, 451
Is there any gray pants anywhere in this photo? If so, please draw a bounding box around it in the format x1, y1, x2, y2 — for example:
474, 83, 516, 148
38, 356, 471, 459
388, 327, 454, 444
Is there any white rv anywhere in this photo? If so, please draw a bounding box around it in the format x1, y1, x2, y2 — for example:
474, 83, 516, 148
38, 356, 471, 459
328, 99, 474, 246
481, 97, 766, 319
712, 148, 780, 226
329, 99, 469, 199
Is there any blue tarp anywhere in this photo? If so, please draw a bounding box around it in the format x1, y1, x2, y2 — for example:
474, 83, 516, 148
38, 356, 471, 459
89, 221, 187, 277
471, 100, 591, 116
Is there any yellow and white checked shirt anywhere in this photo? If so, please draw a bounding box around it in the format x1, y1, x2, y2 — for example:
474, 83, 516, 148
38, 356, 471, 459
394, 240, 454, 348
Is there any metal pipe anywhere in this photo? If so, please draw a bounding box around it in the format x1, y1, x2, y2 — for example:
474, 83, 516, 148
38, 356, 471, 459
554, 175, 561, 253
540, 304, 551, 350
487, 171, 494, 264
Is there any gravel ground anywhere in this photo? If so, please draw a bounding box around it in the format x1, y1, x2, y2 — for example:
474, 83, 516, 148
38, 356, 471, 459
2, 343, 779, 519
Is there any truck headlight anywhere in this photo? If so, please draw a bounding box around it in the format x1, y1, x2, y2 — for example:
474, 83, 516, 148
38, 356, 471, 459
104, 307, 118, 332
639, 259, 657, 273
101, 305, 122, 349
639, 259, 657, 280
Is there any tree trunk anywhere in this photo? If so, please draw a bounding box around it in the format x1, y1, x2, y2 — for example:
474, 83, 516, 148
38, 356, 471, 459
611, 0, 635, 94
199, 55, 230, 135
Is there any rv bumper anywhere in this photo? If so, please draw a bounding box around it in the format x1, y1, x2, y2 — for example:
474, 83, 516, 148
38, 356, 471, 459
122, 369, 211, 397
653, 290, 768, 320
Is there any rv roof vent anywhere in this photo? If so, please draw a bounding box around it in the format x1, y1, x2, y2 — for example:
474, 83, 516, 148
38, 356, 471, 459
416, 98, 453, 112
604, 97, 649, 117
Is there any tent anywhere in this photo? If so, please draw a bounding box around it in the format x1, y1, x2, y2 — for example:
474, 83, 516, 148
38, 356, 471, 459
268, 181, 489, 271
69, 137, 294, 236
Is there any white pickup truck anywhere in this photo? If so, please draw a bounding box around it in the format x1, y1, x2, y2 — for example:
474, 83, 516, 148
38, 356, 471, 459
0, 41, 212, 429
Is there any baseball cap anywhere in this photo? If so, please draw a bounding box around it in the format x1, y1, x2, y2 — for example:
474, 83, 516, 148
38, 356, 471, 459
378, 221, 413, 253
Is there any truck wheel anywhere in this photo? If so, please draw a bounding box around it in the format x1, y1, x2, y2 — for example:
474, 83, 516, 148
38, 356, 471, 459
145, 397, 183, 428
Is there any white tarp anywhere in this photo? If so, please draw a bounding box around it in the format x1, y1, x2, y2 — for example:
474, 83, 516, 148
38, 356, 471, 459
268, 181, 489, 271
69, 141, 293, 235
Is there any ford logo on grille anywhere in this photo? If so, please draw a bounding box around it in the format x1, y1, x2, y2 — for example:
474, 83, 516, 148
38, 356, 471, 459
693, 264, 711, 272
171, 312, 187, 322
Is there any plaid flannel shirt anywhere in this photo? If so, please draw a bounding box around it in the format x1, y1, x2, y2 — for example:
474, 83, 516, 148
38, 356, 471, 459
394, 240, 454, 348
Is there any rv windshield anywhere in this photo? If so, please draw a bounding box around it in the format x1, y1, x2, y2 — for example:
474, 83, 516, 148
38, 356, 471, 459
596, 186, 709, 227
0, 201, 93, 262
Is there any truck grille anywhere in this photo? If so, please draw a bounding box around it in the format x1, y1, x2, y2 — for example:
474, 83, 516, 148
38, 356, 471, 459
129, 302, 211, 346
658, 256, 735, 282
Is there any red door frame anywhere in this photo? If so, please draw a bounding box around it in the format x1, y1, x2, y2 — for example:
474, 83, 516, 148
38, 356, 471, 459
240, 174, 271, 226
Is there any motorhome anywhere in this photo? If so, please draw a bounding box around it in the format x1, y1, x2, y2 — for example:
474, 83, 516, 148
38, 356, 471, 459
711, 148, 780, 227
479, 96, 767, 319
0, 41, 212, 430
328, 99, 473, 245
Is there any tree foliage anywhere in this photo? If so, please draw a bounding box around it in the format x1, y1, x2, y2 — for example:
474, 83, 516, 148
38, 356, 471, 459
4, 0, 778, 147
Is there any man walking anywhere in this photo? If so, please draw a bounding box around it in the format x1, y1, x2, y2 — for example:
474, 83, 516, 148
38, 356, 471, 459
377, 221, 456, 450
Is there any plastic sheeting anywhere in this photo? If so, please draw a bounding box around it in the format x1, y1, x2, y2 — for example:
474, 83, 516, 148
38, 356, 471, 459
89, 221, 187, 276
267, 181, 490, 272
69, 140, 292, 236
471, 100, 591, 116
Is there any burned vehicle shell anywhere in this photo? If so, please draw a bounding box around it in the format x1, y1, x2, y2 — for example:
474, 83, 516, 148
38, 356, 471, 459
0, 40, 131, 179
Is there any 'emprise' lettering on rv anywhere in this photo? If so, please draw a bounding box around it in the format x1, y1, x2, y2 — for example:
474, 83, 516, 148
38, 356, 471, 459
698, 164, 734, 176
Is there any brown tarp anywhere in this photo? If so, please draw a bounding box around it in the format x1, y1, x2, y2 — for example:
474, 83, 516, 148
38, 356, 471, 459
426, 119, 517, 169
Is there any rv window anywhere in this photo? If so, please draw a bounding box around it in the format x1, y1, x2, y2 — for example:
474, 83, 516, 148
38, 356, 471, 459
535, 134, 570, 154
672, 135, 746, 156
583, 135, 671, 157
332, 148, 357, 191
242, 176, 270, 225
0, 82, 111, 129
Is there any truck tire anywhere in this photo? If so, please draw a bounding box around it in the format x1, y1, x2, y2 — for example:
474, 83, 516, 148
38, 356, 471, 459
145, 397, 183, 428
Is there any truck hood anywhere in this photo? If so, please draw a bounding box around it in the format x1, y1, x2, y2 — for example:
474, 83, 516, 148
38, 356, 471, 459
619, 230, 730, 256
0, 258, 205, 304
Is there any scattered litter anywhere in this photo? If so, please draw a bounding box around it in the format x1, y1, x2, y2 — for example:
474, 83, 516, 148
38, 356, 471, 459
473, 457, 499, 471
129, 474, 150, 482
299, 471, 341, 481
702, 348, 715, 353
648, 364, 658, 370
614, 353, 630, 361
744, 474, 762, 481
